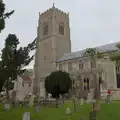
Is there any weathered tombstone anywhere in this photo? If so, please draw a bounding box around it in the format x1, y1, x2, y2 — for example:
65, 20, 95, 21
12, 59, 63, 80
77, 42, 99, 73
22, 112, 30, 120
4, 104, 10, 111
35, 105, 40, 112
80, 98, 84, 105
89, 110, 97, 120
66, 108, 71, 115
87, 93, 93, 104
77, 116, 85, 120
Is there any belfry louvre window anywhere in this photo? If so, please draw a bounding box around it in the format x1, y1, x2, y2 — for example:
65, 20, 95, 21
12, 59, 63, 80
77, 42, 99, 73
43, 23, 48, 36
59, 22, 64, 35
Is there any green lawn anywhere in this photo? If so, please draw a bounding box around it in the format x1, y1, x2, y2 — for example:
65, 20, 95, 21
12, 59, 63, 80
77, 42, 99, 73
0, 101, 120, 120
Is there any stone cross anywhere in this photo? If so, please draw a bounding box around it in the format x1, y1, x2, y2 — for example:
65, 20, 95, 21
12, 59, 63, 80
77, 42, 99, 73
22, 112, 30, 120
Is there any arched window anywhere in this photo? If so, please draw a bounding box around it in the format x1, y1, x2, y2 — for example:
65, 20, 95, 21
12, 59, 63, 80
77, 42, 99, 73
68, 62, 72, 71
84, 78, 89, 91
59, 64, 62, 71
59, 22, 64, 35
91, 59, 96, 68
43, 23, 48, 36
79, 60, 84, 70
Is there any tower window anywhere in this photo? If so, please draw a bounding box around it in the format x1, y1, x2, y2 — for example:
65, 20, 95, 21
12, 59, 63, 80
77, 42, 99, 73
59, 22, 64, 35
44, 56, 46, 62
43, 23, 48, 36
29, 84, 31, 87
22, 82, 24, 87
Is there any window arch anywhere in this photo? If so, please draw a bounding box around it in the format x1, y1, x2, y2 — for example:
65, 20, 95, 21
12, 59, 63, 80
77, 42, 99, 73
68, 62, 72, 71
59, 22, 64, 35
79, 60, 84, 70
84, 78, 89, 91
43, 23, 49, 36
91, 59, 96, 68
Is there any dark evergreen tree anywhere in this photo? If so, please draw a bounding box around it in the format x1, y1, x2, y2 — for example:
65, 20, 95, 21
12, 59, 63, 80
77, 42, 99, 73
0, 0, 14, 33
45, 71, 72, 107
0, 34, 36, 99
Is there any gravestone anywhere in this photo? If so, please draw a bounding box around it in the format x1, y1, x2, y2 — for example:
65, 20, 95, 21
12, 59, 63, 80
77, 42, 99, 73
35, 105, 40, 112
72, 97, 78, 112
4, 104, 10, 111
77, 116, 86, 120
89, 110, 96, 120
66, 108, 71, 115
22, 112, 30, 120
80, 98, 84, 105
87, 93, 93, 104
13, 101, 18, 108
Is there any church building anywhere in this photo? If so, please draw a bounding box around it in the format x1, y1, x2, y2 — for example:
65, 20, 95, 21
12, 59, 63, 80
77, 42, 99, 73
34, 5, 120, 100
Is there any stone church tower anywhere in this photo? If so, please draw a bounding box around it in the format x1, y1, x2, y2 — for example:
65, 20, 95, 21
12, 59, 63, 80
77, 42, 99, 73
34, 5, 71, 97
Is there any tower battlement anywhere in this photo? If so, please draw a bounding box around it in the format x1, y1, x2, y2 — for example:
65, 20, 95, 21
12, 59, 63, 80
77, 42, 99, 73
40, 6, 69, 17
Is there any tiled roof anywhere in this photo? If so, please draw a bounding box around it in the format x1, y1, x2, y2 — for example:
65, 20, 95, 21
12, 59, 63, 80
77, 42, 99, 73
21, 76, 32, 82
57, 42, 120, 62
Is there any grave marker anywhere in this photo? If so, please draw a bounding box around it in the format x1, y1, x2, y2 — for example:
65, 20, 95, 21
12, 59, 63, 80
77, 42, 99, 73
22, 112, 30, 120
4, 104, 10, 111
66, 108, 71, 115
89, 110, 96, 120
35, 105, 40, 112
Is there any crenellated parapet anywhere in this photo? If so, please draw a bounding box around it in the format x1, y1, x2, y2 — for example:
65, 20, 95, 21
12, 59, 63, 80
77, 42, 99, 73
39, 6, 69, 18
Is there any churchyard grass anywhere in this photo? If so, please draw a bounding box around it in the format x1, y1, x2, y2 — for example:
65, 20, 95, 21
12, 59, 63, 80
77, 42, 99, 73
0, 101, 120, 120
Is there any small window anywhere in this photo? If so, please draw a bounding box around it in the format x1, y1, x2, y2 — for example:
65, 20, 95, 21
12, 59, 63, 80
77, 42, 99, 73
68, 62, 72, 71
44, 56, 46, 62
79, 60, 84, 70
22, 82, 24, 87
59, 22, 64, 35
91, 59, 96, 68
59, 64, 63, 71
84, 78, 89, 91
43, 23, 48, 36
29, 84, 31, 87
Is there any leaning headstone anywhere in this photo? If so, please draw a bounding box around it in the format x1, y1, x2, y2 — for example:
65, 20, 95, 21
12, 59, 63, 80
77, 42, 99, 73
35, 105, 40, 112
89, 110, 96, 120
22, 112, 30, 120
66, 108, 71, 115
4, 104, 10, 111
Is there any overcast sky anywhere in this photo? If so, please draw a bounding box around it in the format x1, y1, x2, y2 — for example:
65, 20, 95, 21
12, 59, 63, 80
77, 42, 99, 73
1, 0, 120, 68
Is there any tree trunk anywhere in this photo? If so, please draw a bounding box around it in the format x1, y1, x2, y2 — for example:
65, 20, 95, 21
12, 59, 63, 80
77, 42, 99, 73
93, 76, 100, 111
